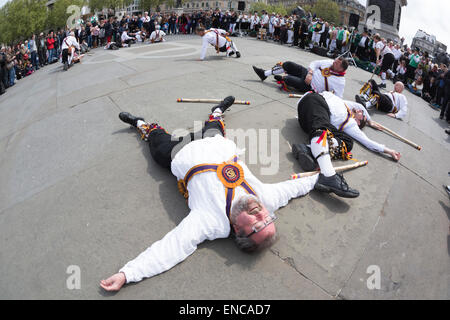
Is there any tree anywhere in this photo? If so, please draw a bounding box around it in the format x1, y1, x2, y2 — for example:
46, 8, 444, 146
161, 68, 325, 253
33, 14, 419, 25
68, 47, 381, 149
0, 0, 48, 45
249, 3, 287, 16
47, 0, 87, 29
138, 0, 162, 12
309, 0, 340, 25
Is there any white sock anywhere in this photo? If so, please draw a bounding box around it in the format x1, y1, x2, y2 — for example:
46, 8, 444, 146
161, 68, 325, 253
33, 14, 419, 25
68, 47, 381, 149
310, 136, 336, 177
264, 68, 284, 77
211, 108, 223, 118
136, 120, 146, 128
381, 72, 386, 84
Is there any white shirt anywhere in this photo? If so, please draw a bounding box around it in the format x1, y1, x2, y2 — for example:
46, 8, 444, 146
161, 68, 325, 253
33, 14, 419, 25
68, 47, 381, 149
250, 15, 260, 28
200, 28, 228, 60
386, 92, 408, 120
261, 14, 269, 25
392, 48, 403, 60
359, 36, 367, 47
376, 41, 393, 57
309, 60, 346, 99
299, 92, 385, 153
61, 36, 80, 50
119, 135, 318, 283
150, 30, 166, 42
121, 31, 133, 42
397, 64, 407, 75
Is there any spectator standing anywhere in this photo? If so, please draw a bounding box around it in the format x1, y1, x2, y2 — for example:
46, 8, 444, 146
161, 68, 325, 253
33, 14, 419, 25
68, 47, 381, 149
407, 49, 421, 82
0, 46, 7, 91
439, 65, 450, 122
37, 33, 47, 67
29, 34, 39, 71
46, 31, 56, 63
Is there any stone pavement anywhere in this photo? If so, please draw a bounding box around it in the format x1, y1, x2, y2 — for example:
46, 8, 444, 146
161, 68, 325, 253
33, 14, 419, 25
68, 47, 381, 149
0, 36, 449, 299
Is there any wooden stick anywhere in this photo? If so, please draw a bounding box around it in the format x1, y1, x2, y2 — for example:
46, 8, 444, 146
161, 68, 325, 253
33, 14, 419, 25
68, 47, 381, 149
177, 98, 250, 105
289, 94, 303, 98
291, 161, 368, 179
372, 121, 422, 151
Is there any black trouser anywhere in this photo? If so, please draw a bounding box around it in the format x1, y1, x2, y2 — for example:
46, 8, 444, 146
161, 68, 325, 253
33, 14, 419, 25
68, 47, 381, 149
336, 39, 342, 52
282, 61, 312, 93
62, 48, 69, 63
380, 53, 395, 73
0, 68, 5, 93
147, 118, 225, 169
299, 33, 307, 49
293, 26, 299, 46
38, 49, 46, 65
297, 93, 354, 151
369, 79, 393, 112
406, 64, 417, 81
320, 33, 327, 48
439, 87, 450, 120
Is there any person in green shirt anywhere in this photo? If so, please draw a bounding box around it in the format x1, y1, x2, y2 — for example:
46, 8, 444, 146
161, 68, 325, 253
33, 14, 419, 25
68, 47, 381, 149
336, 27, 344, 53
407, 49, 421, 81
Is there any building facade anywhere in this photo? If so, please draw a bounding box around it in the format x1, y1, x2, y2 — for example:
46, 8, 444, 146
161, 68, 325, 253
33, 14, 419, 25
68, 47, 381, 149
411, 29, 448, 56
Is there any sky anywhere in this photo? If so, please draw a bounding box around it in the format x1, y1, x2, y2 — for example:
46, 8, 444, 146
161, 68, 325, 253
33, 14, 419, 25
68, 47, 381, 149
356, 0, 449, 48
0, 0, 448, 48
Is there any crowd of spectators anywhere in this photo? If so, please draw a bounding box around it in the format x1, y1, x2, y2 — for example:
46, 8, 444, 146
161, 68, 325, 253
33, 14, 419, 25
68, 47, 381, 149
1, 8, 449, 123
238, 9, 450, 122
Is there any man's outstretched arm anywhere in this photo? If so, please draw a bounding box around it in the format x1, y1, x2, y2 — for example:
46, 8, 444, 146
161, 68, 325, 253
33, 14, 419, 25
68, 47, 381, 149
259, 174, 319, 213
346, 123, 401, 161
100, 209, 222, 291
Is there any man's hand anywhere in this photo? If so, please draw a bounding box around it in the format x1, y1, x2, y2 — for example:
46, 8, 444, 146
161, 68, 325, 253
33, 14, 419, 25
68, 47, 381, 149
387, 113, 397, 118
385, 148, 401, 161
100, 272, 126, 292
305, 73, 313, 85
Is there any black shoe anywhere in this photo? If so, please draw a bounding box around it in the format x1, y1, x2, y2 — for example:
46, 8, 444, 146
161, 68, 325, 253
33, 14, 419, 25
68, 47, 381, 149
378, 83, 386, 89
119, 112, 144, 127
292, 143, 318, 171
236, 51, 241, 58
211, 96, 235, 113
355, 94, 368, 110
445, 185, 450, 197
274, 75, 283, 82
355, 94, 367, 104
446, 129, 450, 135
63, 61, 68, 71
253, 66, 267, 81
315, 173, 360, 198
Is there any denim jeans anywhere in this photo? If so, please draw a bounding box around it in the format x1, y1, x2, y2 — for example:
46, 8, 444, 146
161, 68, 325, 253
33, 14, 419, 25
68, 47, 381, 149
31, 51, 39, 70
47, 49, 55, 63
8, 67, 15, 86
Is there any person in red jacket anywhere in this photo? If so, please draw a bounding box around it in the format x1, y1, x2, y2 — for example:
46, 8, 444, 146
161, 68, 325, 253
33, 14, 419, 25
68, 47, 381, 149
46, 31, 56, 64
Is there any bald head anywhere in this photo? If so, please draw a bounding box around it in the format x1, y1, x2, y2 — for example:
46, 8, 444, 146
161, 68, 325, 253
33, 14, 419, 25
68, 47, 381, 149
394, 81, 404, 93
